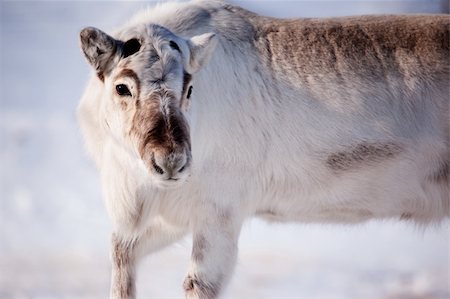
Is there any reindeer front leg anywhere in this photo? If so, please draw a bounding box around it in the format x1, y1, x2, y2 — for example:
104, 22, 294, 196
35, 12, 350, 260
110, 224, 186, 299
111, 234, 137, 299
183, 209, 243, 299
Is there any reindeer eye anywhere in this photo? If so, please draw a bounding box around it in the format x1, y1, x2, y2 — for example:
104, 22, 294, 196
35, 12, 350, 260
116, 84, 131, 96
187, 86, 193, 99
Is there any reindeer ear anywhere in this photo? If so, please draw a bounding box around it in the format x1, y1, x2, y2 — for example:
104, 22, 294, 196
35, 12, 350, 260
184, 32, 217, 74
79, 27, 119, 79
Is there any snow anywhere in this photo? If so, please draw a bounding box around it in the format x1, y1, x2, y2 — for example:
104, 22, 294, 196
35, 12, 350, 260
0, 1, 448, 299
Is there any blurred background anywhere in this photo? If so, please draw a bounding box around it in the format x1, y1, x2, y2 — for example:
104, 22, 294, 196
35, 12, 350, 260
0, 1, 448, 298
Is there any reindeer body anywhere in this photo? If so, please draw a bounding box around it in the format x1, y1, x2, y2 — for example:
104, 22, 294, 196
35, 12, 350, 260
78, 1, 449, 298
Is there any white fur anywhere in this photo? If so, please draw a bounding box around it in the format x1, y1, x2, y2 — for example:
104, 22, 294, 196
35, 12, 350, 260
78, 1, 449, 298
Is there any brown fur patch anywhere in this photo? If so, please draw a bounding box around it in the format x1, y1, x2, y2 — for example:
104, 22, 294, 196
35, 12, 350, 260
183, 274, 220, 299
129, 91, 190, 168
115, 68, 141, 97
254, 15, 449, 97
97, 72, 104, 82
326, 142, 402, 171
111, 235, 136, 299
400, 213, 413, 220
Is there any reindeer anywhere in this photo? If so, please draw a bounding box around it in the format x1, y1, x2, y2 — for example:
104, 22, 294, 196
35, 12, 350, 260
77, 1, 449, 298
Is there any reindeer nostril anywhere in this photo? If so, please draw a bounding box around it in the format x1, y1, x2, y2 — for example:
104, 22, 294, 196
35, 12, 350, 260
151, 156, 164, 175
178, 160, 189, 173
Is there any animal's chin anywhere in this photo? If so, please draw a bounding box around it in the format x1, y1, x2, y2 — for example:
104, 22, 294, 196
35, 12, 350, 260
150, 176, 188, 190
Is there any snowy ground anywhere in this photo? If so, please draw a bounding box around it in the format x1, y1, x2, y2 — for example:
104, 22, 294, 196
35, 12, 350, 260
0, 1, 449, 299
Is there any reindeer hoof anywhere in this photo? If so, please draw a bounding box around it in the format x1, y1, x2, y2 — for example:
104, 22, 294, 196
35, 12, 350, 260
183, 275, 195, 292
183, 274, 220, 299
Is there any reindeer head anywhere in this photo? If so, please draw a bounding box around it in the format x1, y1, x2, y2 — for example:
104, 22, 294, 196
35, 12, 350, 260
79, 24, 217, 188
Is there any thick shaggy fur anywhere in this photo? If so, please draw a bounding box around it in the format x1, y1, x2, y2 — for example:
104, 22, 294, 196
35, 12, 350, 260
78, 1, 449, 298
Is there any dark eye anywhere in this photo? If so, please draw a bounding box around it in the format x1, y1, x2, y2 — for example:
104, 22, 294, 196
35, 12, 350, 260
187, 86, 193, 99
116, 84, 131, 96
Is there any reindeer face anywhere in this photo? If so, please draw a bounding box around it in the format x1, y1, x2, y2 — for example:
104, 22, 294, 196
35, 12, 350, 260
79, 25, 216, 188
